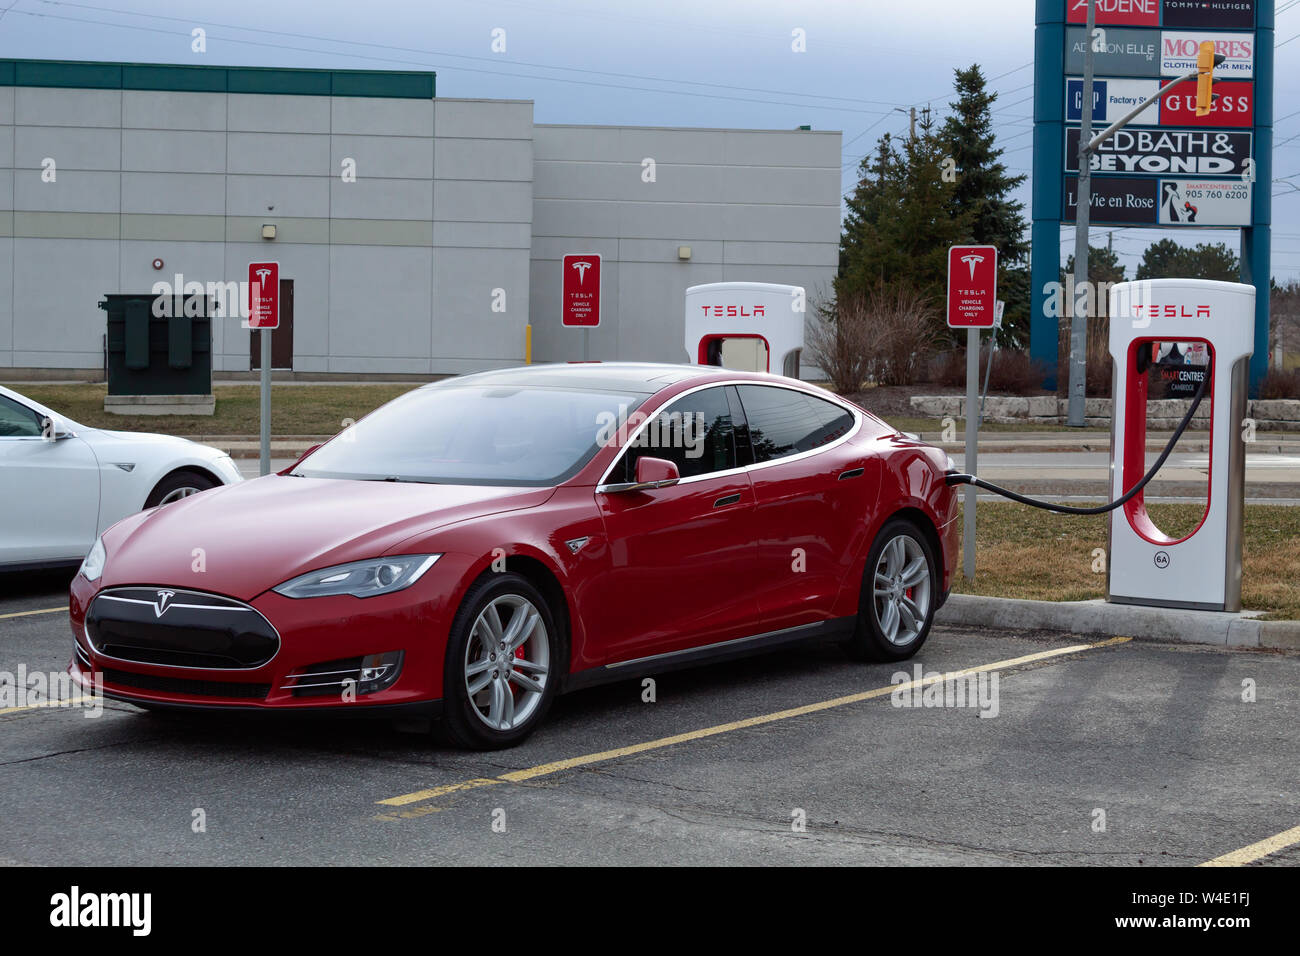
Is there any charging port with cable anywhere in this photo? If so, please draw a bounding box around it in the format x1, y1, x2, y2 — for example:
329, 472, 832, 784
943, 356, 1211, 516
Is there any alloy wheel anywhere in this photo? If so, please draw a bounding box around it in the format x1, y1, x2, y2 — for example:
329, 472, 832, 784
463, 594, 550, 731
872, 534, 931, 646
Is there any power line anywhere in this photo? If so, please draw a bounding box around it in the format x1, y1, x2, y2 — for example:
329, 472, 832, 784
7, 5, 902, 116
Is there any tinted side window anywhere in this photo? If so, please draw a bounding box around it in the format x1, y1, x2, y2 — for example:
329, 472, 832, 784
0, 395, 43, 437
619, 386, 736, 481
736, 385, 854, 464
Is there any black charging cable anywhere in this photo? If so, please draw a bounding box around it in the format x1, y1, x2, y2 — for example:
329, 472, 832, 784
943, 355, 1211, 516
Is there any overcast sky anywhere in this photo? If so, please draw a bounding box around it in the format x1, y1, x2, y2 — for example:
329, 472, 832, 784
1, 0, 1297, 280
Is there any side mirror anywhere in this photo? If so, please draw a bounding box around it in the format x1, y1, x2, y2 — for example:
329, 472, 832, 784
41, 416, 75, 440
635, 456, 679, 487
600, 456, 681, 494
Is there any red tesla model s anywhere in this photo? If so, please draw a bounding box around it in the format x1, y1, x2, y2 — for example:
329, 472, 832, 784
69, 363, 959, 749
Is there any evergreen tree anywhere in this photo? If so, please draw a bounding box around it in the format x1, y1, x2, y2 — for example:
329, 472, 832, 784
1135, 239, 1240, 281
838, 109, 970, 312
941, 65, 1029, 264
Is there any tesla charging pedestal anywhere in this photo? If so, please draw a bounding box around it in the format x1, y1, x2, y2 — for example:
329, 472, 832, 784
684, 282, 804, 377
1107, 279, 1254, 612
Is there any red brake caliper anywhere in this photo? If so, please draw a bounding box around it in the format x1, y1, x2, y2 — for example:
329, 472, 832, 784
511, 639, 526, 697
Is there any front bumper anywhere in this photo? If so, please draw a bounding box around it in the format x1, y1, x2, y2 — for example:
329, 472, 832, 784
68, 570, 454, 713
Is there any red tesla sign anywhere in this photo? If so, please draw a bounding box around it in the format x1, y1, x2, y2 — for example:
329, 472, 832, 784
947, 245, 998, 328
247, 261, 279, 330
562, 254, 601, 328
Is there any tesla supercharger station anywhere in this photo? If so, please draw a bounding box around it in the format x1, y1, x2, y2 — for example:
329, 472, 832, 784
684, 281, 805, 377
1107, 279, 1255, 612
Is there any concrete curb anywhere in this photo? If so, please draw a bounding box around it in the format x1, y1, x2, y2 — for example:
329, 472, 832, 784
936, 593, 1300, 651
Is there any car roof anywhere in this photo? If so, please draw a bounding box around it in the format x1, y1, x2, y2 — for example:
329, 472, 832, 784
428, 362, 781, 396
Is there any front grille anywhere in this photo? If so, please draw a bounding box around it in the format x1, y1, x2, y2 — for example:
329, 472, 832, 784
86, 587, 279, 669
101, 667, 270, 700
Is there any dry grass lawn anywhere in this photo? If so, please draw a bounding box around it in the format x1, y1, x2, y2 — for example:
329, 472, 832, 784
955, 501, 1300, 620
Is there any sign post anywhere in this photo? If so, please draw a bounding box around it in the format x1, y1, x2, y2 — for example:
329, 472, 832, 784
948, 244, 998, 580
248, 261, 279, 476
562, 254, 601, 360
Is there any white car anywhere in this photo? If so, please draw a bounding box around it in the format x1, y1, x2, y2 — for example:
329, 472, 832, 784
0, 384, 243, 571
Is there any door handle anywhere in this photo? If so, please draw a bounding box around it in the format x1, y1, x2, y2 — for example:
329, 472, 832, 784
838, 467, 865, 481
713, 493, 741, 508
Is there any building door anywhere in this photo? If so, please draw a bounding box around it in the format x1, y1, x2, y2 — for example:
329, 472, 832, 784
250, 278, 294, 370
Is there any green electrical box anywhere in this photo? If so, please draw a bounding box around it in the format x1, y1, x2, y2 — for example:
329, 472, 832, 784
100, 293, 215, 414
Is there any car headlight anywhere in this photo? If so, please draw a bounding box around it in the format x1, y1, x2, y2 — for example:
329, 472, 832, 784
272, 554, 440, 599
79, 537, 106, 582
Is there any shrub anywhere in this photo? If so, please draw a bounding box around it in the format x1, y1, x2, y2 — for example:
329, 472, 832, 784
924, 347, 1048, 395
1260, 369, 1300, 400
808, 283, 941, 390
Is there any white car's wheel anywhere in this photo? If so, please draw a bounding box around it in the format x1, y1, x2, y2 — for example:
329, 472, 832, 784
145, 470, 217, 508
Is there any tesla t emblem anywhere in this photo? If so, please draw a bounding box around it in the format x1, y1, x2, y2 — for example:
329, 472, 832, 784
153, 590, 176, 617
254, 267, 273, 286
571, 261, 592, 285
565, 537, 590, 554
960, 254, 984, 280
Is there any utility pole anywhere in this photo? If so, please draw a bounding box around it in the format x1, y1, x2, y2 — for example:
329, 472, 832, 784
909, 106, 916, 141
1067, 0, 1096, 428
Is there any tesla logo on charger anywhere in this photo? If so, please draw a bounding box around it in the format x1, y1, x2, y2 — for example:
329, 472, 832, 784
153, 590, 176, 617
1131, 304, 1212, 319
700, 305, 766, 317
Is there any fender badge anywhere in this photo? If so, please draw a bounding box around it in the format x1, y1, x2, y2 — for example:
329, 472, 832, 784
565, 537, 590, 555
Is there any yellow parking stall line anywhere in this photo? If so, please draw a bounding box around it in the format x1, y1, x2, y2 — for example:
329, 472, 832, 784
0, 696, 95, 717
376, 636, 1131, 809
0, 606, 67, 621
1200, 823, 1300, 867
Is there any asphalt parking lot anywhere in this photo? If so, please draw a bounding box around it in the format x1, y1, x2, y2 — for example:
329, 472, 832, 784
1, 569, 1297, 866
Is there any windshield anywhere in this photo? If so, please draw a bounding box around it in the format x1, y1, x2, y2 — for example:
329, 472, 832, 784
292, 384, 644, 486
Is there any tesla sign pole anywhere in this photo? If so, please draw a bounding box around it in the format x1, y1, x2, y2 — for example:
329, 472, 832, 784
562, 254, 601, 360
248, 261, 279, 476
948, 244, 998, 579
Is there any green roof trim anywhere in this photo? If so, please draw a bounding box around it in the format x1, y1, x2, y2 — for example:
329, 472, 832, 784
0, 59, 435, 98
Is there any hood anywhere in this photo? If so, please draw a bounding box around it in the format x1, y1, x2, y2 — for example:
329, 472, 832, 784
99, 474, 554, 600
85, 427, 208, 448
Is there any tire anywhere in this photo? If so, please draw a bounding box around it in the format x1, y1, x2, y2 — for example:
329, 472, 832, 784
844, 518, 938, 662
440, 572, 560, 750
145, 469, 217, 508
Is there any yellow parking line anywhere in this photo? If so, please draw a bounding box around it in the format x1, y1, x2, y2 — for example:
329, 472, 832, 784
1200, 823, 1300, 867
0, 606, 67, 621
0, 695, 94, 716
377, 636, 1131, 809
